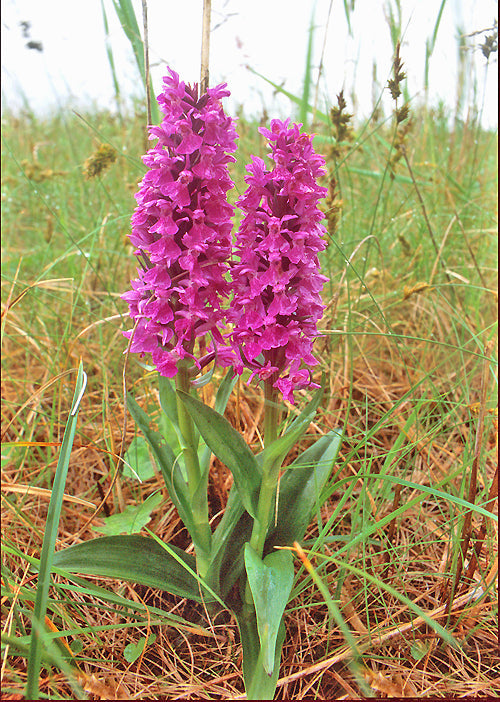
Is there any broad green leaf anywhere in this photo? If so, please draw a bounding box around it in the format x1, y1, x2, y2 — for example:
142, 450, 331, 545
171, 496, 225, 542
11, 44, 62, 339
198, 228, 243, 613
93, 492, 162, 535
207, 485, 253, 599
122, 435, 155, 481
266, 430, 342, 549
52, 535, 201, 601
244, 545, 294, 676
177, 390, 261, 517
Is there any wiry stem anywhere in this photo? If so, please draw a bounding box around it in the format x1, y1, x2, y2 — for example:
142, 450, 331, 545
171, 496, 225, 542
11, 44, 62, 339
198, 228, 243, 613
244, 382, 281, 609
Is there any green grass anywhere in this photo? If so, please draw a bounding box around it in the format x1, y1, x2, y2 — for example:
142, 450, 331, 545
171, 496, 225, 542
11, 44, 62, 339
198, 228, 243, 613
1, 70, 498, 699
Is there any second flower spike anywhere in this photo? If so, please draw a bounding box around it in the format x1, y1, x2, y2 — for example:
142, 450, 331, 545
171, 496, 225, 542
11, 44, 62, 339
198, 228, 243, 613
230, 119, 329, 403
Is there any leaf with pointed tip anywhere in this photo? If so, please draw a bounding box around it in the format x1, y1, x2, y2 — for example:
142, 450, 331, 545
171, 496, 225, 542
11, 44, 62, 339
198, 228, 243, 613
177, 390, 261, 517
52, 535, 202, 601
266, 430, 342, 549
244, 545, 294, 676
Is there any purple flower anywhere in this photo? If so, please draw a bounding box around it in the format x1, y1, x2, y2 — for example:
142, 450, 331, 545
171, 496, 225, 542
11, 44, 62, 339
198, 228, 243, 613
229, 119, 328, 403
122, 68, 238, 377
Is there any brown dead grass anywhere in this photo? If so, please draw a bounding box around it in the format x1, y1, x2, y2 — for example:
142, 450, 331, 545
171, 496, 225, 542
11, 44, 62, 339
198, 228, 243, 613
1, 285, 498, 699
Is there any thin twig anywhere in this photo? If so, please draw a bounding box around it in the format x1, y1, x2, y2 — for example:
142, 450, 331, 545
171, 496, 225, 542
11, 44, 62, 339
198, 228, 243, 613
200, 0, 212, 93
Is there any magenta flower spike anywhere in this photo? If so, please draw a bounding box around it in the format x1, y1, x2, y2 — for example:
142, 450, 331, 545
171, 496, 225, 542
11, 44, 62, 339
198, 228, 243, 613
230, 119, 328, 403
122, 68, 238, 377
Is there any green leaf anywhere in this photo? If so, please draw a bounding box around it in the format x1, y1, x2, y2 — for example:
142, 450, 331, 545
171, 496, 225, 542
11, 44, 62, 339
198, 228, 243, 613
93, 492, 162, 535
244, 545, 294, 676
126, 393, 199, 538
52, 535, 202, 601
236, 608, 285, 701
122, 435, 156, 481
26, 362, 87, 700
123, 634, 156, 663
266, 430, 343, 549
199, 369, 237, 474
177, 390, 261, 517
158, 374, 179, 426
208, 486, 253, 599
127, 393, 177, 478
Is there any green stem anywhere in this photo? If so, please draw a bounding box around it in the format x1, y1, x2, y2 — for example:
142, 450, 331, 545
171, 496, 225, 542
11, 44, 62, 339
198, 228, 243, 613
244, 382, 281, 605
175, 363, 212, 577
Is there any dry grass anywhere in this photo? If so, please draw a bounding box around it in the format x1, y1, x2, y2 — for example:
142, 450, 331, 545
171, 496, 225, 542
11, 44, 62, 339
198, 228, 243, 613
2, 291, 498, 698
1, 102, 498, 698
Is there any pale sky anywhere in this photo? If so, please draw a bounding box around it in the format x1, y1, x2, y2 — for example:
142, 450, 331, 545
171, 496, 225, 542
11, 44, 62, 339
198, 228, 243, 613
1, 0, 498, 127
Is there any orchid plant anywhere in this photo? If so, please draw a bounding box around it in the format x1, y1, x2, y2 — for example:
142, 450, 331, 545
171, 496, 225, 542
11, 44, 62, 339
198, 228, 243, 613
53, 69, 342, 700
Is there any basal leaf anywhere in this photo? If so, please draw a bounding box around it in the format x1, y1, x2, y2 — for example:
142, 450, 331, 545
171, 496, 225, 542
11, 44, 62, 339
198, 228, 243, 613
52, 535, 201, 601
244, 545, 294, 676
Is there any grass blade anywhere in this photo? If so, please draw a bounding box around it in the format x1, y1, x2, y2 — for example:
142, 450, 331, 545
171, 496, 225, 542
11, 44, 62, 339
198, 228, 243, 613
111, 0, 160, 124
300, 3, 316, 125
26, 363, 87, 699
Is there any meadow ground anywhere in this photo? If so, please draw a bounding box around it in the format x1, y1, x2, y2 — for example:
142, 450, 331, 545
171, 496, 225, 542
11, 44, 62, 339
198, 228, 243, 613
1, 89, 498, 699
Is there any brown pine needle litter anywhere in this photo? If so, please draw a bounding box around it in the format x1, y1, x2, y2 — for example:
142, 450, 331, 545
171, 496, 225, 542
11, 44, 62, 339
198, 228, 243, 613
2, 92, 497, 699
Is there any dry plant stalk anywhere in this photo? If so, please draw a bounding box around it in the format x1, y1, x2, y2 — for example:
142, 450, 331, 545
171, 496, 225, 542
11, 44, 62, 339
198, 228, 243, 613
200, 0, 212, 93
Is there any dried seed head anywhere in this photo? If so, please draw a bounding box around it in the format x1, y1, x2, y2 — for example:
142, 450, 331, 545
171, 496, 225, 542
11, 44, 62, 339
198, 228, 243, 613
387, 41, 406, 101
83, 144, 117, 179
